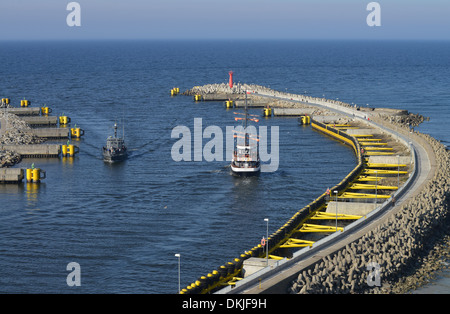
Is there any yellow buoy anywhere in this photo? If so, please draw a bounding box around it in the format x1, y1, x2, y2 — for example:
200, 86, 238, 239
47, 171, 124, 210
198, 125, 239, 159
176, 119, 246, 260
26, 168, 46, 182
21, 99, 29, 107
226, 100, 234, 108
62, 144, 78, 157
41, 107, 52, 115
71, 127, 85, 138
194, 94, 202, 101
59, 116, 71, 125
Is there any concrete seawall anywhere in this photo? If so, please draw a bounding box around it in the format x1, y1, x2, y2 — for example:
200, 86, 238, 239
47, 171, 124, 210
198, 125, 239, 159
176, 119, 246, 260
184, 83, 449, 294
0, 144, 61, 158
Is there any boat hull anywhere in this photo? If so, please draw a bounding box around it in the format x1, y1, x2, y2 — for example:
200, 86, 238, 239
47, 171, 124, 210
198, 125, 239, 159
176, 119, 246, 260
231, 163, 261, 176
103, 150, 128, 163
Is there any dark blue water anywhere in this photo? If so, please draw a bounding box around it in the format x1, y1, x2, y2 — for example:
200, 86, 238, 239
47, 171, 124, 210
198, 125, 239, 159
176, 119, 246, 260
0, 40, 449, 293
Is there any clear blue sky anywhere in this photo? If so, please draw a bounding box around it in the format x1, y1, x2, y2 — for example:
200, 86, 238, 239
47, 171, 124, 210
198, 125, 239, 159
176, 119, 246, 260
0, 0, 449, 40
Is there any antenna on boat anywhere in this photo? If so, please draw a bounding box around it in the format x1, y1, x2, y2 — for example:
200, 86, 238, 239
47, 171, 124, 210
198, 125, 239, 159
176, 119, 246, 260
122, 102, 125, 140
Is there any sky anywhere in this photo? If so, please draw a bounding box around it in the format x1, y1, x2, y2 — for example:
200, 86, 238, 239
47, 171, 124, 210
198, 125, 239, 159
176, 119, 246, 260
0, 0, 449, 40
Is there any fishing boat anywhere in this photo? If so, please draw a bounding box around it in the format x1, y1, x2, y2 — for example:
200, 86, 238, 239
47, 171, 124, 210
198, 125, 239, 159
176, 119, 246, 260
231, 91, 261, 175
103, 122, 127, 163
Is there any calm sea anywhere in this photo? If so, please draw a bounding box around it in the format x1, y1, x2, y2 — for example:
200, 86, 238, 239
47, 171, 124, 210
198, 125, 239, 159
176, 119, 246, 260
0, 40, 448, 293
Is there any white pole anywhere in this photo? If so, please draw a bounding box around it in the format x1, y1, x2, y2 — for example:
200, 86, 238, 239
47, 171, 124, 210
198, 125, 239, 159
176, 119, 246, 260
397, 155, 400, 188
175, 254, 180, 293
264, 218, 269, 265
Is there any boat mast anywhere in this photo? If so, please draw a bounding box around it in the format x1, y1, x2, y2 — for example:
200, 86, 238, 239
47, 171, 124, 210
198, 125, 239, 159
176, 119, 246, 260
245, 91, 249, 146
245, 91, 248, 129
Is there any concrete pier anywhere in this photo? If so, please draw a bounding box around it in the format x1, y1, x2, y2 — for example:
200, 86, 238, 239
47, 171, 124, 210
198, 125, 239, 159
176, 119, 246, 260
0, 144, 61, 157
20, 116, 58, 126
4, 108, 41, 116
0, 168, 24, 183
25, 128, 70, 139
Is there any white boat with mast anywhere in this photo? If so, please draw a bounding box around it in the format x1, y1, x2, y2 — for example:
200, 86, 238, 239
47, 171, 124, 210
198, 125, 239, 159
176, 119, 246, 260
231, 91, 261, 175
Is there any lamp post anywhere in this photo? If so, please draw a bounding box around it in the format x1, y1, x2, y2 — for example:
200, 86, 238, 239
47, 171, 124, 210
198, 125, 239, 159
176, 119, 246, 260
175, 254, 181, 293
334, 190, 338, 231
264, 218, 269, 265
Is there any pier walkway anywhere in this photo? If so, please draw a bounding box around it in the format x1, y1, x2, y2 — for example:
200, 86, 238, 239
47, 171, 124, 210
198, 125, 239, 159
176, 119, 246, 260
218, 91, 435, 294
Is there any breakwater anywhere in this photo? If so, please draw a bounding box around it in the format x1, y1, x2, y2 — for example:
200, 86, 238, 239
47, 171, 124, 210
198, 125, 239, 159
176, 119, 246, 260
0, 102, 83, 181
290, 130, 449, 294
180, 83, 449, 294
0, 111, 45, 167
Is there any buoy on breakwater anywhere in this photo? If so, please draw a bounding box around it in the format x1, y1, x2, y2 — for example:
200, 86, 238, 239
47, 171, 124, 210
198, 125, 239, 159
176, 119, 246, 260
194, 94, 202, 102
59, 115, 71, 125
171, 87, 180, 96
70, 127, 85, 138
40, 107, 52, 115
263, 107, 272, 117
62, 144, 79, 157
26, 167, 46, 183
1, 98, 10, 105
20, 99, 29, 107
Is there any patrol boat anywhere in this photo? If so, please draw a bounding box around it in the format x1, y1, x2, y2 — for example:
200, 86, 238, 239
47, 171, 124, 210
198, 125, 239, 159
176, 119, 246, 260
231, 91, 261, 175
103, 122, 127, 163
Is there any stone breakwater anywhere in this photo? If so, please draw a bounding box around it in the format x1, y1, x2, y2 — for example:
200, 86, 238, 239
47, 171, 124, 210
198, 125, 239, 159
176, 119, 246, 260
185, 83, 426, 127
186, 83, 448, 293
0, 112, 44, 168
289, 132, 449, 294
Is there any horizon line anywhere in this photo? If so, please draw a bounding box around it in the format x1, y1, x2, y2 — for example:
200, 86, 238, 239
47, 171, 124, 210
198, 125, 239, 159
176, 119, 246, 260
1, 38, 450, 42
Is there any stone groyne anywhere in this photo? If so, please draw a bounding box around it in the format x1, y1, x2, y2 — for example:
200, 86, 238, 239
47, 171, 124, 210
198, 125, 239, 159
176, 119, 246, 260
184, 83, 449, 294
0, 111, 45, 167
